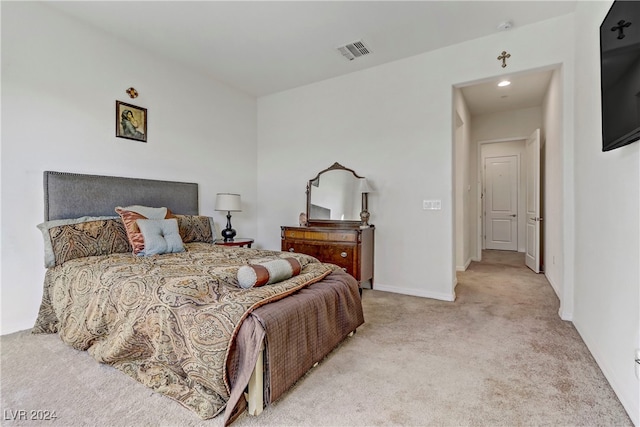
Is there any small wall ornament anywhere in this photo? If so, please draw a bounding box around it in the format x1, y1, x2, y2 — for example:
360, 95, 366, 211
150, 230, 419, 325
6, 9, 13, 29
497, 51, 511, 68
126, 87, 138, 99
611, 20, 631, 40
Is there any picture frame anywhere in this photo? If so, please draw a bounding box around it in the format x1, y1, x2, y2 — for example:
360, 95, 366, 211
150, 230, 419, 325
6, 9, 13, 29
116, 100, 147, 142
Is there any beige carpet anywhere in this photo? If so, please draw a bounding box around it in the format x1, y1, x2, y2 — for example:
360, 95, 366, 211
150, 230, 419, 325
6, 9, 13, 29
0, 250, 632, 426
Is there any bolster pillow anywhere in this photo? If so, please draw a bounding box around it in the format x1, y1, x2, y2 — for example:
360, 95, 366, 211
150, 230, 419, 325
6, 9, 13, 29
237, 258, 302, 289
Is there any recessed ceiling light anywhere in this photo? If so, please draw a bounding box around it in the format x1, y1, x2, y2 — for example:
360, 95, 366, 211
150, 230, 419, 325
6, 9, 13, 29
498, 80, 511, 87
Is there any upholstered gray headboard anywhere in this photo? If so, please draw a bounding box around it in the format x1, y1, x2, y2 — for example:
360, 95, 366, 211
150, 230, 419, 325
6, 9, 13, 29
44, 171, 199, 221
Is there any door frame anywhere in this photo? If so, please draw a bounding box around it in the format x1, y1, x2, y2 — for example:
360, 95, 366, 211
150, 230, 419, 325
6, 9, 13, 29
476, 137, 528, 261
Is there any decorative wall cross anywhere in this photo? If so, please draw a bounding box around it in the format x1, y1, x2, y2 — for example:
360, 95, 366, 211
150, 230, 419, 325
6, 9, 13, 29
126, 87, 139, 98
611, 20, 632, 40
497, 51, 511, 68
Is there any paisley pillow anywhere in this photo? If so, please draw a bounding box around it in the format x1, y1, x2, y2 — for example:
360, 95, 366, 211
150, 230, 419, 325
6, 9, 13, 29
37, 216, 131, 268
175, 215, 216, 243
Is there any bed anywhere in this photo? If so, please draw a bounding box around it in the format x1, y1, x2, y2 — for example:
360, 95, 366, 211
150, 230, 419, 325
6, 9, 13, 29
32, 171, 364, 424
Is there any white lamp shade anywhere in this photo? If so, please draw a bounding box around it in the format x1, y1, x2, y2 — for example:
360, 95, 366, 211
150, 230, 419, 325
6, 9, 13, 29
215, 193, 242, 212
358, 178, 374, 194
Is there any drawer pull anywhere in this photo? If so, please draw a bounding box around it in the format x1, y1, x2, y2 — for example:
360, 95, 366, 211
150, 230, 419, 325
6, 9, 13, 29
340, 252, 347, 258
342, 267, 347, 272
289, 248, 295, 252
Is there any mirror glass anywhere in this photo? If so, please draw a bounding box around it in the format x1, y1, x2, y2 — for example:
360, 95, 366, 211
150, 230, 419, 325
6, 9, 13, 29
307, 163, 364, 225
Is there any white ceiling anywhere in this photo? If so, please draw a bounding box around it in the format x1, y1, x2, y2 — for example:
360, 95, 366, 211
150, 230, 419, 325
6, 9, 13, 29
460, 69, 554, 116
46, 1, 575, 113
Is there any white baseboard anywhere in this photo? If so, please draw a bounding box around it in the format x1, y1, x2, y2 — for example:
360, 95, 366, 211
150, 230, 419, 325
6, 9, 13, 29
373, 283, 456, 302
456, 257, 473, 272
572, 318, 639, 426
544, 273, 573, 321
545, 272, 561, 298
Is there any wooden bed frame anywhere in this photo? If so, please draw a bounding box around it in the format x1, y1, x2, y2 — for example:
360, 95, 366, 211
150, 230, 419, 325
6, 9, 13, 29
43, 171, 361, 421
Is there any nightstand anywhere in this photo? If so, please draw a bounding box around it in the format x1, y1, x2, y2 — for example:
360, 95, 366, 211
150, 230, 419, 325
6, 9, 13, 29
214, 238, 254, 248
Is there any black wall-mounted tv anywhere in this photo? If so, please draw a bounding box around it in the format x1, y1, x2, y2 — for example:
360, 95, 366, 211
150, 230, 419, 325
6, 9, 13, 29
600, 0, 640, 152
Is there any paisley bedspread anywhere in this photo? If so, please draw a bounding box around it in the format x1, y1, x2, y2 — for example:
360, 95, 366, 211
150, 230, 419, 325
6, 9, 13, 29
33, 243, 334, 419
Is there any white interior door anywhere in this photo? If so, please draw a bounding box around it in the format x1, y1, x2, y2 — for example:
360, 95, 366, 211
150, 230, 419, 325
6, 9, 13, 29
525, 129, 541, 272
484, 155, 518, 251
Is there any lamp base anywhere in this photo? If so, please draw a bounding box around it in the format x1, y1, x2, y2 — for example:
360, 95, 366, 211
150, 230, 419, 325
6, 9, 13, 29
222, 211, 236, 242
221, 227, 236, 242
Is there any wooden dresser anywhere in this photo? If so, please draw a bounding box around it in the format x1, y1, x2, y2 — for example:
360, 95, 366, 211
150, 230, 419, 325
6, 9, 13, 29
281, 225, 375, 287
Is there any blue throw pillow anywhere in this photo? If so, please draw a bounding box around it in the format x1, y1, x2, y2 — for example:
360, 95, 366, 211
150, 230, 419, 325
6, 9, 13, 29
136, 218, 185, 256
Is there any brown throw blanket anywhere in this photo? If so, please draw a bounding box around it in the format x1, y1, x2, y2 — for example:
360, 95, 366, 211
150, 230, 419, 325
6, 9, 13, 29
33, 243, 333, 419
224, 269, 364, 424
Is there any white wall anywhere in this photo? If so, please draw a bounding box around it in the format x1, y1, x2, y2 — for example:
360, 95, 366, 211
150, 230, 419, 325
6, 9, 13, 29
257, 15, 576, 303
454, 89, 472, 271
573, 1, 639, 424
471, 106, 543, 143
541, 68, 567, 317
0, 2, 258, 334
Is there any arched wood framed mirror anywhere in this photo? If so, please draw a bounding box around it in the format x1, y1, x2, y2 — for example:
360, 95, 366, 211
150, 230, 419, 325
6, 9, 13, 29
305, 162, 369, 227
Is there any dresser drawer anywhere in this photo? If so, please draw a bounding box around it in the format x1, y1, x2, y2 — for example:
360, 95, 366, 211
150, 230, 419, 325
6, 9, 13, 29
283, 229, 357, 243
320, 246, 354, 270
284, 242, 355, 276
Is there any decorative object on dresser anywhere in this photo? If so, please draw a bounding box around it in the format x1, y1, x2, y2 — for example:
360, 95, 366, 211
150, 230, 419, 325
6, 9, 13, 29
215, 193, 241, 242
305, 162, 370, 226
283, 162, 376, 289
358, 178, 374, 228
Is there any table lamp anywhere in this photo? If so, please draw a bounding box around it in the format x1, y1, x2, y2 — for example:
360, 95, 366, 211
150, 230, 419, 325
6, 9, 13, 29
215, 193, 241, 242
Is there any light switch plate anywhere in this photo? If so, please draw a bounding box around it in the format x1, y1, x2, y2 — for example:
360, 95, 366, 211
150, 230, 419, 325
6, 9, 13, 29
423, 200, 442, 210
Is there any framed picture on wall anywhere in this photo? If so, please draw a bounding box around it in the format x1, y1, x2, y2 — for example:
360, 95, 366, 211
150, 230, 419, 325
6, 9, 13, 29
116, 100, 147, 142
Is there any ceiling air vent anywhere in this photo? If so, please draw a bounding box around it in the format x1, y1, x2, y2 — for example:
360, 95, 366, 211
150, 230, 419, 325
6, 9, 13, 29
336, 40, 371, 61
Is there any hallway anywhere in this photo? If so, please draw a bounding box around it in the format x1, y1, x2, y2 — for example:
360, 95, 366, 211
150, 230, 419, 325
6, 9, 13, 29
457, 249, 550, 307
478, 249, 526, 267
452, 249, 632, 424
